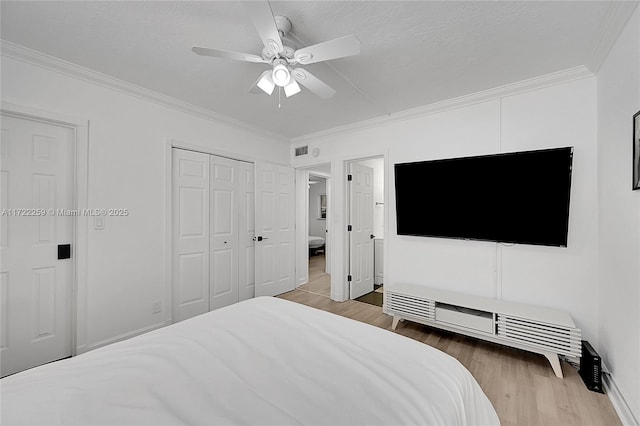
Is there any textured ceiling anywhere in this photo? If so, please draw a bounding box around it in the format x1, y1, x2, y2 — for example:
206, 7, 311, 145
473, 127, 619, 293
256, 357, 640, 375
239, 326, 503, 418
0, 1, 624, 139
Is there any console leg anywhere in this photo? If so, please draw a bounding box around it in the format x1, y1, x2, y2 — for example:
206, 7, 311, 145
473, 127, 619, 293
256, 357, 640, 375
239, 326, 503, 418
391, 316, 401, 331
542, 351, 563, 378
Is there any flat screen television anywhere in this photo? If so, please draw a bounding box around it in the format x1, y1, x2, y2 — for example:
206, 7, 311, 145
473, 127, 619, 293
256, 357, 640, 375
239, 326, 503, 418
394, 147, 573, 247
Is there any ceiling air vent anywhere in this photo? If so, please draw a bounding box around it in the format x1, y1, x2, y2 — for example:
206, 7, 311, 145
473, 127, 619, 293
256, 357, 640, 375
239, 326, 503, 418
295, 146, 309, 157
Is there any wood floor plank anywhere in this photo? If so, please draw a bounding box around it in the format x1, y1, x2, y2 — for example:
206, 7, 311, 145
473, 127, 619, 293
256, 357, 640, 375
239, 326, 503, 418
279, 266, 621, 426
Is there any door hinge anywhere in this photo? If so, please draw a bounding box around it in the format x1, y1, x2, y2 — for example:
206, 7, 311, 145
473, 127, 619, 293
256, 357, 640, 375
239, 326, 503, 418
347, 275, 352, 282
347, 224, 352, 232
347, 174, 352, 181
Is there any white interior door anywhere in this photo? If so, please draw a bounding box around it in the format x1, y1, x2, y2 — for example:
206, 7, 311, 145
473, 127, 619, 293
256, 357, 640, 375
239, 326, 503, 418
255, 162, 295, 297
0, 114, 74, 377
210, 155, 239, 310
172, 149, 210, 322
349, 163, 375, 299
238, 161, 255, 301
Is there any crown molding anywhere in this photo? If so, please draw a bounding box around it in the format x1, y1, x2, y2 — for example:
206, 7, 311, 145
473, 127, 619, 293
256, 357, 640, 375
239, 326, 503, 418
585, 1, 639, 74
0, 40, 289, 144
292, 66, 594, 144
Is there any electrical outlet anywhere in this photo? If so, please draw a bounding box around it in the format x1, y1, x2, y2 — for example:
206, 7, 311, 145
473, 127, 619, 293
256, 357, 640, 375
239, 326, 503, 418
94, 216, 105, 230
152, 301, 161, 314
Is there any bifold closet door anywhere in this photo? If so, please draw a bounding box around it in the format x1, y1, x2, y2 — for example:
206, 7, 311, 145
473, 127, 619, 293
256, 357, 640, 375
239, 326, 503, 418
173, 149, 257, 319
172, 149, 210, 322
209, 156, 240, 310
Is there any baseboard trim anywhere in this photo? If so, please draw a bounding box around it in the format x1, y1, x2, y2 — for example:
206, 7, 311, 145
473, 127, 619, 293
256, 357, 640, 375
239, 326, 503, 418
603, 371, 639, 426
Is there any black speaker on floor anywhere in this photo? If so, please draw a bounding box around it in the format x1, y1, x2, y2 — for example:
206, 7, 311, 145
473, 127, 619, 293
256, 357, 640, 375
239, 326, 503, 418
579, 340, 604, 393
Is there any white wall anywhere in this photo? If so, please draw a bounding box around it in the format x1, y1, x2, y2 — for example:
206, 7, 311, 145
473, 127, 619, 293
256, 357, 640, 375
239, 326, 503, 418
292, 77, 600, 347
308, 178, 327, 238
597, 5, 640, 421
1, 55, 289, 351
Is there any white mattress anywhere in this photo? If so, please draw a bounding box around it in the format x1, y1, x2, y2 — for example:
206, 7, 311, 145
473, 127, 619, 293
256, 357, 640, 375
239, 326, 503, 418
308, 235, 325, 249
1, 297, 499, 426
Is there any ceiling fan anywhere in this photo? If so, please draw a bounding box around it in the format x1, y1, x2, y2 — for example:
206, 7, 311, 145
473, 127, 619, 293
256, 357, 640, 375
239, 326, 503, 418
192, 1, 360, 100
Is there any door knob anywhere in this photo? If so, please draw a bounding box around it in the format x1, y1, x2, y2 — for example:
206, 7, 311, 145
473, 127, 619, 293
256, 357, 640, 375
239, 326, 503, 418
370, 234, 375, 239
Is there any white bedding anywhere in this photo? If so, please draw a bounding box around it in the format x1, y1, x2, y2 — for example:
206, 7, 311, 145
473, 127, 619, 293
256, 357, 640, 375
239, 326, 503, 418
308, 235, 325, 249
1, 297, 499, 426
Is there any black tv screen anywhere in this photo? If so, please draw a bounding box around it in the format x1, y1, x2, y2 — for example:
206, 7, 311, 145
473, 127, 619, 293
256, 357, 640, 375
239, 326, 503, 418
394, 147, 573, 247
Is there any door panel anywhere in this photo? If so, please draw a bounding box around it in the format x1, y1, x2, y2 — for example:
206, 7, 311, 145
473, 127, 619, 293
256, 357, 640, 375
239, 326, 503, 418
210, 156, 239, 310
255, 163, 295, 297
172, 149, 210, 322
1, 114, 73, 377
211, 249, 233, 294
177, 252, 208, 305
349, 163, 374, 299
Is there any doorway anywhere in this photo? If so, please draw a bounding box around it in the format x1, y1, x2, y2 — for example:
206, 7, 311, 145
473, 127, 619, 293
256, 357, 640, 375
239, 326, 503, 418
347, 157, 384, 306
295, 165, 331, 297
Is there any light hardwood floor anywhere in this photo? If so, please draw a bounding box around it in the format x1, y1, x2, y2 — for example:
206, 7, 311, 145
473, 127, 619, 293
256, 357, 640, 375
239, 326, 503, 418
296, 253, 331, 297
280, 266, 620, 426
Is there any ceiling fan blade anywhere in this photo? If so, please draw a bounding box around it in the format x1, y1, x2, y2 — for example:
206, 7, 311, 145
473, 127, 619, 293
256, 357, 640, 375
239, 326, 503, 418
245, 1, 283, 54
294, 35, 360, 65
249, 70, 275, 95
192, 46, 265, 63
292, 68, 336, 99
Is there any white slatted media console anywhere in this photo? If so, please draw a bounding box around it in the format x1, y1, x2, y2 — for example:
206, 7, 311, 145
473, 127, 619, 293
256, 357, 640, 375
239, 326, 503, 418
385, 284, 581, 377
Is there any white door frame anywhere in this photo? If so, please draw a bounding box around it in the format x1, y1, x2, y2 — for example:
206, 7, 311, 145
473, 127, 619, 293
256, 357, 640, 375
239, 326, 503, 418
294, 169, 310, 287
1, 101, 90, 355
323, 175, 331, 274
293, 153, 388, 302
309, 173, 331, 275
294, 166, 332, 288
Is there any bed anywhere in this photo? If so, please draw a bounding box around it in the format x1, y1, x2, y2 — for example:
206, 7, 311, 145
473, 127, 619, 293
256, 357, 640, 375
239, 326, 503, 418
308, 235, 325, 254
1, 297, 499, 425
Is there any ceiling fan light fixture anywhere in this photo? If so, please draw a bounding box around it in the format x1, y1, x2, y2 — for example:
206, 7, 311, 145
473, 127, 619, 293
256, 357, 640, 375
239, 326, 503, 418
284, 79, 301, 97
272, 62, 291, 87
257, 72, 275, 95
193, 9, 358, 101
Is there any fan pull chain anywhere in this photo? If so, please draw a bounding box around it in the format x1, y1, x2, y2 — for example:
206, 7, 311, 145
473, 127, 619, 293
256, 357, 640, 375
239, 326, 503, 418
278, 87, 282, 108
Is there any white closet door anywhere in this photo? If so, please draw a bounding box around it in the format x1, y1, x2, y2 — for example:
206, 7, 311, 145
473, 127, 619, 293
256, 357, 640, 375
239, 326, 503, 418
238, 162, 255, 301
0, 114, 74, 377
349, 163, 375, 299
255, 163, 295, 297
172, 149, 210, 322
210, 156, 239, 310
